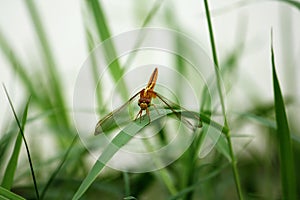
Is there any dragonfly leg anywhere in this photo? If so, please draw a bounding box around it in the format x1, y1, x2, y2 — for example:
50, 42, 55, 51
135, 109, 143, 122
146, 107, 151, 124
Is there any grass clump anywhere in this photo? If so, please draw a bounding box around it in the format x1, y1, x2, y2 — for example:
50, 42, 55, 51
0, 1, 299, 200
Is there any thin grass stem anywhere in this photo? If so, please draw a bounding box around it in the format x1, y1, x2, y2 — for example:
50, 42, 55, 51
203, 0, 244, 199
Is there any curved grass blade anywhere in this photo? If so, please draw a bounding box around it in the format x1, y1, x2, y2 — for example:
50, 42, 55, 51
271, 32, 296, 200
74, 106, 227, 199
74, 106, 214, 200
273, 0, 300, 10
1, 98, 30, 189
3, 85, 39, 200
86, 0, 129, 100
73, 111, 165, 200
0, 186, 26, 200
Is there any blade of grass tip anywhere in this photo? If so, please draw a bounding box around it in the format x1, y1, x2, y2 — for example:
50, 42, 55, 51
24, 0, 70, 128
203, 0, 243, 199
1, 99, 30, 190
0, 186, 26, 200
40, 135, 78, 200
271, 31, 296, 200
86, 0, 129, 100
2, 85, 40, 200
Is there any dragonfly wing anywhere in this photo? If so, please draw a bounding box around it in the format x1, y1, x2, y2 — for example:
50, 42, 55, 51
155, 93, 202, 130
94, 91, 140, 135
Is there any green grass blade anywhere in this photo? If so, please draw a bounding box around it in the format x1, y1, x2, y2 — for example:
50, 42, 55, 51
40, 135, 78, 200
72, 121, 149, 200
73, 108, 225, 199
0, 132, 13, 170
274, 0, 300, 10
84, 26, 106, 114
0, 30, 61, 132
86, 0, 128, 100
1, 2, 70, 140
203, 0, 228, 128
24, 0, 70, 128
123, 172, 131, 197
203, 0, 243, 199
140, 0, 165, 27
0, 30, 40, 102
242, 113, 300, 143
271, 33, 296, 200
3, 85, 40, 200
1, 99, 30, 189
73, 108, 204, 199
0, 186, 26, 200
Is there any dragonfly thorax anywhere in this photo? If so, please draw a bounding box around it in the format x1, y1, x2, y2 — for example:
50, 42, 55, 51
138, 97, 151, 109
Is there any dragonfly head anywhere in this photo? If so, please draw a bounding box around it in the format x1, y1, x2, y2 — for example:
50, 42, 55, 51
138, 102, 148, 110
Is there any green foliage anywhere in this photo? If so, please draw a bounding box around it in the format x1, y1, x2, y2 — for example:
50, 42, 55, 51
271, 33, 297, 200
0, 0, 299, 200
0, 186, 26, 200
85, 0, 128, 100
1, 94, 30, 190
3, 86, 39, 199
203, 0, 243, 198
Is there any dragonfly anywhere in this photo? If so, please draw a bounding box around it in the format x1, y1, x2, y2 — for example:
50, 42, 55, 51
94, 68, 202, 135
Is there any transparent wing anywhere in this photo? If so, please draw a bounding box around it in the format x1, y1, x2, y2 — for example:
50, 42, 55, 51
155, 93, 202, 131
94, 91, 140, 135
